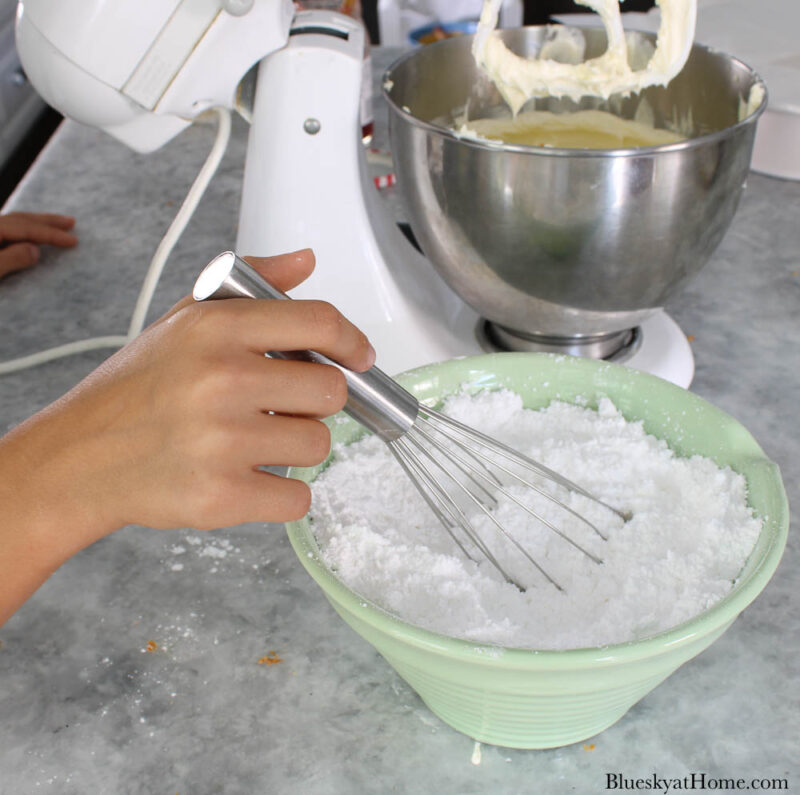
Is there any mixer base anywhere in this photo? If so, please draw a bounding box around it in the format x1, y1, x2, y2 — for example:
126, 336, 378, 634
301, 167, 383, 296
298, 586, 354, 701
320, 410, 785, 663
481, 322, 642, 360
477, 311, 694, 388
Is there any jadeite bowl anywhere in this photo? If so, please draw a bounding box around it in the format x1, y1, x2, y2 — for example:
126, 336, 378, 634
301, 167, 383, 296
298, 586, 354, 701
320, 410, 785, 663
285, 353, 789, 749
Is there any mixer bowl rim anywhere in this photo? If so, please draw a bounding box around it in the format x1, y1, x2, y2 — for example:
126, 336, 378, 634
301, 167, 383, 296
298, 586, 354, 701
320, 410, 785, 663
381, 31, 768, 158
286, 352, 789, 670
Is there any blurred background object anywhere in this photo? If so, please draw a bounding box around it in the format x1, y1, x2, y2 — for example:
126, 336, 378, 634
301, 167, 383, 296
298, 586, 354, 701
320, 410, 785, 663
376, 0, 522, 46
372, 0, 655, 46
0, 0, 60, 204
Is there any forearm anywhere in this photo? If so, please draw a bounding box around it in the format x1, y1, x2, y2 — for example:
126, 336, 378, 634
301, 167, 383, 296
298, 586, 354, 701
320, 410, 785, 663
0, 410, 118, 626
0, 501, 71, 627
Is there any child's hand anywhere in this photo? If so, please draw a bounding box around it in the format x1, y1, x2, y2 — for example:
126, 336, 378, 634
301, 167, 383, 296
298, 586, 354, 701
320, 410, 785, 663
0, 212, 78, 277
0, 249, 374, 622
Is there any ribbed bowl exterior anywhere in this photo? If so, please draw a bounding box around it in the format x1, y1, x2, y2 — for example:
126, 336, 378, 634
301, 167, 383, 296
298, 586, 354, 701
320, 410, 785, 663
328, 597, 732, 748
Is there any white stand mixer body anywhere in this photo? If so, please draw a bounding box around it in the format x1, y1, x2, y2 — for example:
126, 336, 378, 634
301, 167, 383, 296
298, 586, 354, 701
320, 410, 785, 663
236, 11, 480, 375
236, 10, 694, 387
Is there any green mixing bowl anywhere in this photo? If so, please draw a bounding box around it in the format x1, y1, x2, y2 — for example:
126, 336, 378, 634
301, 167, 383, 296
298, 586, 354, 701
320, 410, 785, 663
285, 353, 789, 749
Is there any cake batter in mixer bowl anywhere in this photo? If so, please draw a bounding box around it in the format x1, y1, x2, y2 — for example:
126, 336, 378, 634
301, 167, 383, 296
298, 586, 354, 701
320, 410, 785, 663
383, 27, 766, 357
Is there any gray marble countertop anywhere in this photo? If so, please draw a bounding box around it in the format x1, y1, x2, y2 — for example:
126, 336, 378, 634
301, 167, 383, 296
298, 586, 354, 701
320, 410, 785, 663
0, 47, 797, 794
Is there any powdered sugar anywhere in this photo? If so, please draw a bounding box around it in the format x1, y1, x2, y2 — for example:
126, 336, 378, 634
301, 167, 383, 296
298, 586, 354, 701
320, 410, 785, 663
309, 390, 762, 650
164, 535, 239, 572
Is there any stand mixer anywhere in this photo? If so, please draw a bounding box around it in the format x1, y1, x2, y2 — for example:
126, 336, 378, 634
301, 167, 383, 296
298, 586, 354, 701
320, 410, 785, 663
15, 0, 766, 388
235, 9, 480, 375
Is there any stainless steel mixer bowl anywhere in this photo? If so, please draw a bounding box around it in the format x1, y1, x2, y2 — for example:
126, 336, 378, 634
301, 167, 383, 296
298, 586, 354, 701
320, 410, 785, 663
383, 28, 766, 349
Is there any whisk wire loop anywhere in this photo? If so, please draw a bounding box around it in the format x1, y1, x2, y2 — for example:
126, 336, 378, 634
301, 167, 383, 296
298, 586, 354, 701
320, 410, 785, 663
392, 436, 549, 590
416, 416, 605, 566
401, 426, 565, 591
393, 437, 549, 589
388, 442, 477, 563
419, 407, 623, 534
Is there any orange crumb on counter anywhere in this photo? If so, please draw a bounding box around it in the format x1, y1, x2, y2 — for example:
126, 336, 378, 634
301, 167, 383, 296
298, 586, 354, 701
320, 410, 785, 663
258, 651, 283, 666
583, 743, 596, 751
145, 640, 158, 653
686, 334, 695, 342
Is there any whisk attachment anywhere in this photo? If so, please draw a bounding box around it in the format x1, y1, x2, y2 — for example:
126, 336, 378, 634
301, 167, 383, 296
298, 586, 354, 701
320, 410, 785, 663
194, 252, 629, 591
388, 405, 618, 591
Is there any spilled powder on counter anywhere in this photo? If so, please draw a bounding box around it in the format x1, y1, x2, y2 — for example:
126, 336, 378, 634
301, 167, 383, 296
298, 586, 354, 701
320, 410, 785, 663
309, 390, 762, 650
164, 535, 240, 573
197, 541, 232, 559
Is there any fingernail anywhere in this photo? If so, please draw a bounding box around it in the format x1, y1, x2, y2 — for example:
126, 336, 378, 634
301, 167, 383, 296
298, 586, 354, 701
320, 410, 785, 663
27, 244, 40, 264
365, 343, 377, 369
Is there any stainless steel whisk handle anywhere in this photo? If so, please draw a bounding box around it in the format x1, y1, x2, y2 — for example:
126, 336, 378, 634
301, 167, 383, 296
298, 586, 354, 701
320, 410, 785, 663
193, 251, 419, 442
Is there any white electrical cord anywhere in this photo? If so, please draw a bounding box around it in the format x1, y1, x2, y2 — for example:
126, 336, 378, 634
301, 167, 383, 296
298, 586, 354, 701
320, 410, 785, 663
0, 106, 233, 376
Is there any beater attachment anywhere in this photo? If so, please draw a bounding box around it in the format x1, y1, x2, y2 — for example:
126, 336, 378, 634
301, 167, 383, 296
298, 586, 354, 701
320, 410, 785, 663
194, 252, 630, 591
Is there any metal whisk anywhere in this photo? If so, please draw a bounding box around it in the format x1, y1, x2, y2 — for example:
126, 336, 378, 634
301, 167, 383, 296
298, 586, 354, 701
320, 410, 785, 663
194, 252, 629, 591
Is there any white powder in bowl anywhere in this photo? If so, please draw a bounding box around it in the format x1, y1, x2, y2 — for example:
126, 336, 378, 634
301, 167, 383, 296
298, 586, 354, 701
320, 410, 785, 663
309, 390, 762, 650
